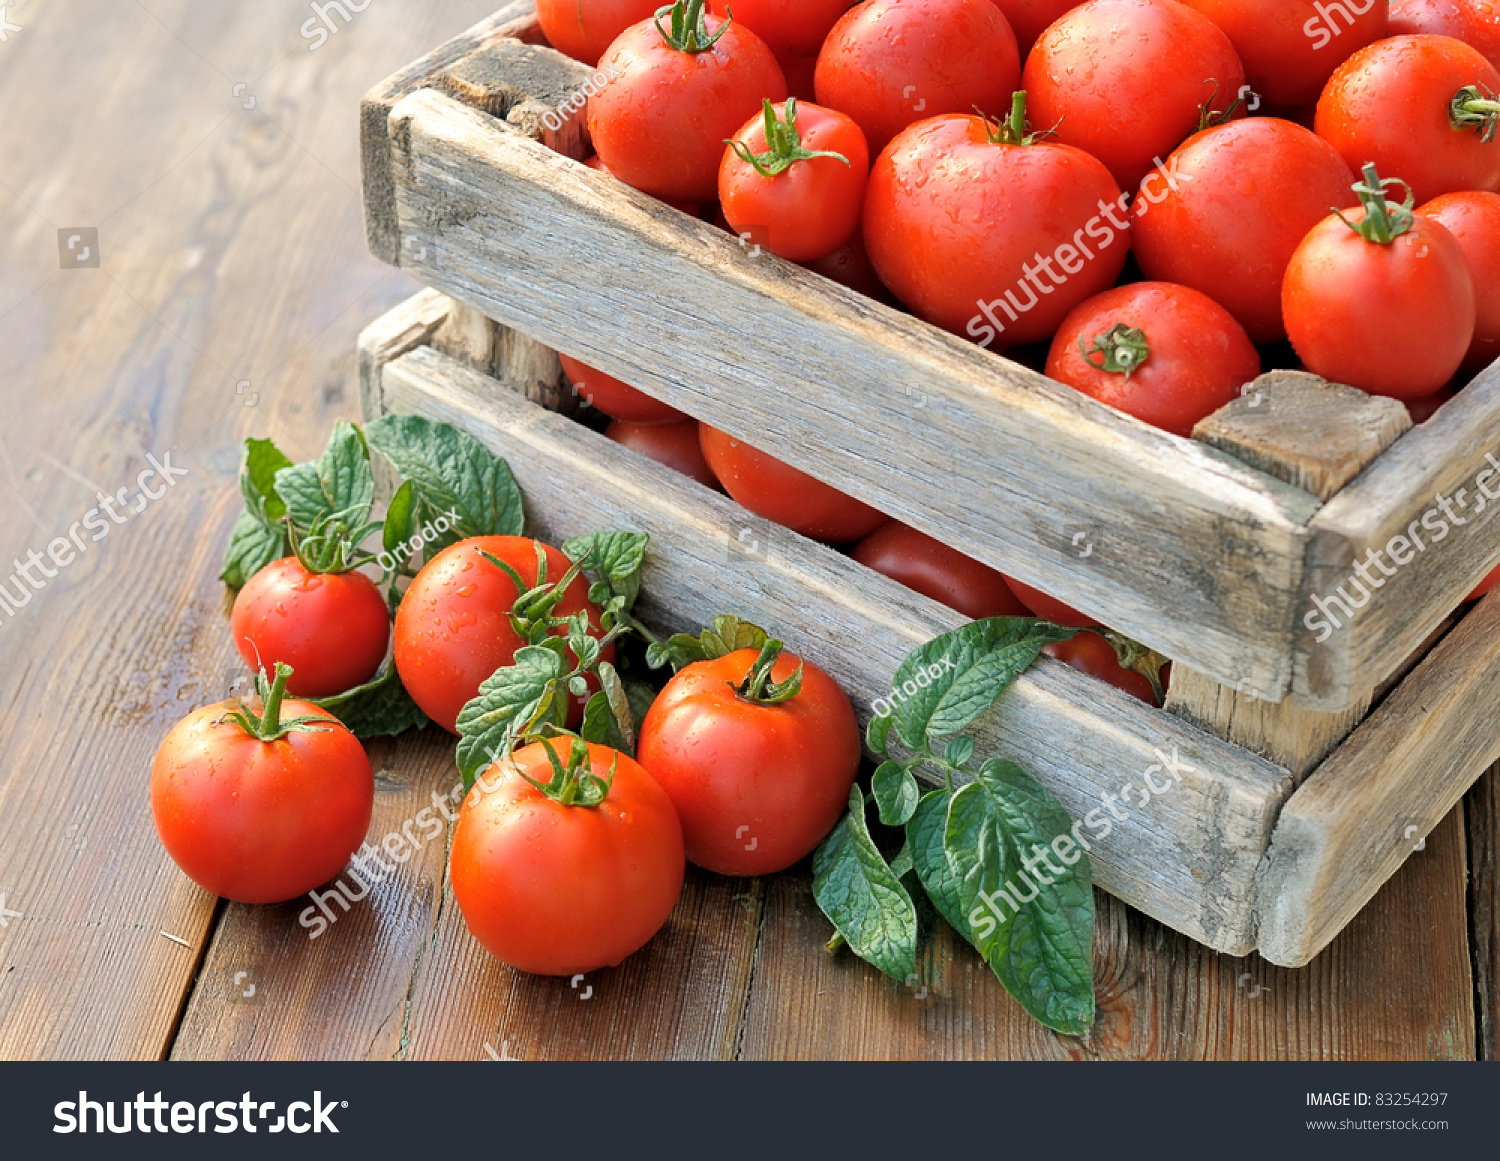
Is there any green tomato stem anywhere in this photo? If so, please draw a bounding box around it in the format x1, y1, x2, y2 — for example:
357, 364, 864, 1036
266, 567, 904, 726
1332, 163, 1414, 246
653, 0, 728, 53
1451, 85, 1500, 143
725, 98, 850, 178
1079, 324, 1150, 379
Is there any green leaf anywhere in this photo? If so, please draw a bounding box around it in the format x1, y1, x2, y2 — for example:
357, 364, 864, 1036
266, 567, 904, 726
453, 645, 567, 785
220, 509, 289, 588
562, 531, 650, 614
316, 663, 429, 739
241, 438, 293, 524
866, 703, 893, 758
909, 790, 971, 942
625, 678, 657, 729
274, 421, 374, 531
872, 761, 919, 827
946, 760, 1095, 1036
885, 617, 1077, 752
596, 661, 636, 754
579, 690, 629, 752
382, 479, 417, 557
366, 414, 524, 541
647, 614, 771, 671
812, 786, 918, 982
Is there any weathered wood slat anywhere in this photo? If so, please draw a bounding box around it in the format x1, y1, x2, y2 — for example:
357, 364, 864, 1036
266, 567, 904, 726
372, 340, 1294, 955
1467, 764, 1499, 1060
378, 86, 1322, 700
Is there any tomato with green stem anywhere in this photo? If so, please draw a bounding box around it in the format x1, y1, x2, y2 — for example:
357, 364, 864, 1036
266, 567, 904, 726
536, 0, 662, 64
638, 641, 860, 875
450, 737, 685, 975
1283, 164, 1476, 399
558, 352, 685, 424
851, 522, 1029, 620
1416, 190, 1500, 375
588, 0, 786, 202
1315, 34, 1500, 204
720, 98, 869, 262
151, 663, 374, 904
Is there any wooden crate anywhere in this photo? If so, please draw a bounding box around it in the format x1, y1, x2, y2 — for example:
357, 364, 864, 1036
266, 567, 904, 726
360, 289, 1500, 968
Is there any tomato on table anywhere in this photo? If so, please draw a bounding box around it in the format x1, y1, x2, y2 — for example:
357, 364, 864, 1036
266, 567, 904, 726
606, 417, 720, 489
1004, 577, 1098, 628
1390, 0, 1500, 72
151, 663, 374, 904
230, 557, 390, 699
393, 536, 612, 733
638, 642, 860, 875
1046, 282, 1261, 437
536, 0, 662, 64
450, 738, 685, 975
1415, 190, 1500, 376
558, 352, 684, 424
851, 522, 1029, 620
1043, 631, 1165, 705
699, 424, 888, 543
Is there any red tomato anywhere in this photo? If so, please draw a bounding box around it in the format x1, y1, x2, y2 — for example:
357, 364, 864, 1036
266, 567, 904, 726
230, 557, 390, 699
638, 645, 860, 875
393, 536, 612, 733
558, 352, 684, 424
606, 417, 721, 489
1391, 0, 1500, 72
1315, 34, 1500, 204
699, 424, 889, 543
582, 154, 700, 216
720, 99, 870, 262
450, 739, 685, 975
1178, 0, 1388, 108
1469, 559, 1500, 600
1131, 118, 1356, 343
707, 0, 854, 66
800, 230, 892, 302
151, 664, 373, 904
1043, 631, 1160, 705
993, 0, 1083, 55
1046, 282, 1261, 438
1405, 384, 1458, 424
863, 108, 1128, 348
588, 3, 786, 202
536, 0, 662, 64
1284, 166, 1476, 399
1004, 577, 1098, 628
814, 0, 1021, 156
1416, 191, 1500, 375
851, 522, 1029, 619
1024, 0, 1246, 193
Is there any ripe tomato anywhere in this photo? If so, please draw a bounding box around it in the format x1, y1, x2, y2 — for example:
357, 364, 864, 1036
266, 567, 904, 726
699, 425, 888, 543
1004, 577, 1098, 628
393, 536, 612, 733
1469, 560, 1500, 600
1024, 0, 1246, 193
588, 1, 786, 202
720, 99, 870, 262
536, 0, 662, 64
1043, 631, 1161, 705
993, 0, 1083, 55
814, 0, 1021, 156
1046, 282, 1261, 437
151, 664, 373, 904
1416, 190, 1500, 375
638, 644, 860, 875
1391, 0, 1500, 72
801, 230, 893, 302
1315, 34, 1500, 204
1284, 166, 1476, 399
851, 522, 1029, 619
606, 417, 721, 490
863, 105, 1128, 348
1405, 384, 1458, 424
558, 352, 684, 423
1178, 0, 1388, 108
707, 0, 853, 69
450, 738, 685, 975
229, 557, 390, 699
582, 154, 700, 216
1131, 118, 1356, 343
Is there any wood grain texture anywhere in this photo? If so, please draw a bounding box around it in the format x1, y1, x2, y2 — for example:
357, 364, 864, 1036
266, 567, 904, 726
377, 86, 1323, 701
1256, 590, 1500, 966
371, 340, 1295, 956
1468, 763, 1499, 1060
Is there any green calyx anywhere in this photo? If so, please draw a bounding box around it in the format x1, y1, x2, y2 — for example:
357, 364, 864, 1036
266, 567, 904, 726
653, 0, 728, 53
732, 639, 804, 705
483, 542, 590, 645
981, 91, 1055, 146
516, 735, 616, 807
1196, 77, 1255, 132
1098, 630, 1170, 705
1451, 84, 1500, 143
726, 98, 851, 177
1333, 163, 1415, 245
289, 509, 383, 575
220, 663, 334, 742
1079, 324, 1151, 379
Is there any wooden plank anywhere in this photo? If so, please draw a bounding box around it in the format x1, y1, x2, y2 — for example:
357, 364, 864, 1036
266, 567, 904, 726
1469, 763, 1499, 1061
1297, 362, 1500, 708
1256, 590, 1500, 966
372, 341, 1295, 956
376, 87, 1322, 700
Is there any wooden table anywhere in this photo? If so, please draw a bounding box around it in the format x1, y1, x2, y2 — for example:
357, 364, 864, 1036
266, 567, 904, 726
0, 0, 1495, 1061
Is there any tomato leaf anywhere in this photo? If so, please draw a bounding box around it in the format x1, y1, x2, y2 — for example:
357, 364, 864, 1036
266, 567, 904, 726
646, 614, 771, 671
872, 761, 919, 826
945, 759, 1095, 1036
365, 414, 525, 544
886, 617, 1077, 752
220, 438, 294, 587
274, 421, 374, 531
579, 691, 629, 753
316, 662, 429, 739
625, 677, 657, 729
562, 531, 649, 615
382, 479, 417, 558
241, 437, 293, 524
812, 786, 918, 982
596, 661, 636, 754
908, 789, 972, 942
454, 644, 567, 786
